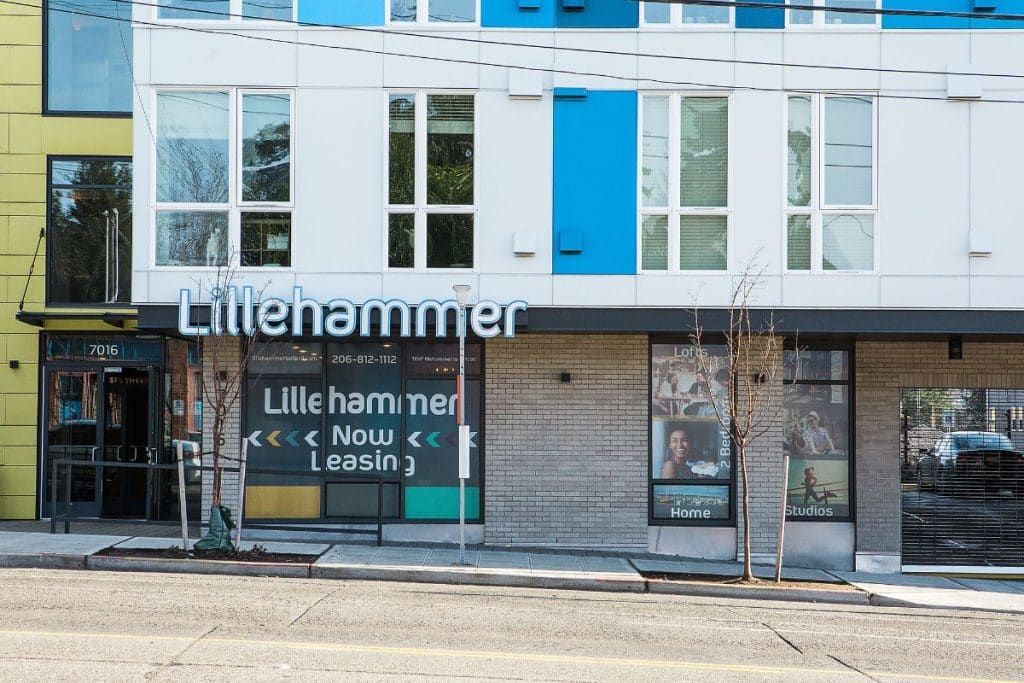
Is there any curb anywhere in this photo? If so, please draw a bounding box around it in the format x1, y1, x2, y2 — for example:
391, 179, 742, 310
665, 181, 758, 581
87, 555, 311, 578
0, 553, 87, 570
313, 564, 647, 593
648, 578, 871, 605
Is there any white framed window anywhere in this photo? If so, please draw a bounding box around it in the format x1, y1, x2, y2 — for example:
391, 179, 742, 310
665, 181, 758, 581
158, 0, 295, 22
153, 89, 294, 268
785, 94, 876, 273
639, 93, 730, 273
388, 0, 478, 24
640, 0, 732, 26
788, 0, 879, 27
386, 91, 476, 271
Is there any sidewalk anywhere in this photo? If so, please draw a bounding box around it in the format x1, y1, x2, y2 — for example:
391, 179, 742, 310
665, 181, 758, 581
0, 527, 1022, 613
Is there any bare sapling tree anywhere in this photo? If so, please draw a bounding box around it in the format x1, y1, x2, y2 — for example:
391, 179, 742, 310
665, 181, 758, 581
691, 256, 788, 583
190, 256, 269, 549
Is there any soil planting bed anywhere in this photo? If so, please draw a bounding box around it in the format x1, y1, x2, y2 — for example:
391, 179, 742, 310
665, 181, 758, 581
98, 546, 317, 564
644, 573, 858, 593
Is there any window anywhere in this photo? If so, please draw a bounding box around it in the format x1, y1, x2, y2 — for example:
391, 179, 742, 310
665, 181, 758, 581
783, 348, 852, 521
158, 0, 293, 20
650, 342, 734, 524
47, 158, 132, 305
786, 95, 875, 273
640, 95, 729, 272
789, 0, 878, 26
45, 0, 132, 114
387, 93, 475, 270
244, 342, 484, 521
389, 0, 476, 23
641, 0, 731, 25
154, 90, 292, 267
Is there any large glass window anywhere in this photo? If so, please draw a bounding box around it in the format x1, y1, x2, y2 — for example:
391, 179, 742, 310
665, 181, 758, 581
783, 348, 852, 520
46, 0, 132, 114
159, 0, 230, 19
48, 158, 132, 305
244, 341, 483, 521
786, 95, 875, 273
650, 342, 734, 524
789, 0, 878, 26
641, 0, 731, 25
154, 90, 292, 267
390, 0, 475, 23
387, 93, 475, 270
640, 95, 729, 272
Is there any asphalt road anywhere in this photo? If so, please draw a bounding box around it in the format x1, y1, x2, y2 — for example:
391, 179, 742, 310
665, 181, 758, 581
1, 569, 1023, 682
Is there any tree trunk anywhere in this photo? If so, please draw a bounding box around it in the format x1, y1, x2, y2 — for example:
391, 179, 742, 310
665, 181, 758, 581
211, 413, 222, 506
740, 444, 754, 581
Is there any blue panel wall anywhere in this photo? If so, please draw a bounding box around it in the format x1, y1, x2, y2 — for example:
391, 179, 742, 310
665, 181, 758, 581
971, 0, 1024, 27
299, 0, 383, 26
736, 0, 784, 27
552, 90, 638, 275
556, 0, 638, 27
881, 0, 970, 28
482, 0, 557, 26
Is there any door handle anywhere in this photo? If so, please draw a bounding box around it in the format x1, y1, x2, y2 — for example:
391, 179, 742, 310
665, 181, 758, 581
90, 447, 99, 463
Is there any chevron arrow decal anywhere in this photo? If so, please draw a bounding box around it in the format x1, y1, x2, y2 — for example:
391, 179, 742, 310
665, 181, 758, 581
407, 431, 421, 448
284, 430, 300, 447
246, 430, 262, 448
426, 431, 440, 448
266, 430, 282, 447
305, 430, 318, 447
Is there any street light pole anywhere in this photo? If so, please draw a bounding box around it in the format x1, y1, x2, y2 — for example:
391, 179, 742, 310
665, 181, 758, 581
453, 284, 471, 565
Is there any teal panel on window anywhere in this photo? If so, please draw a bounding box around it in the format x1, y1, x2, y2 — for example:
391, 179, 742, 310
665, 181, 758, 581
404, 486, 480, 519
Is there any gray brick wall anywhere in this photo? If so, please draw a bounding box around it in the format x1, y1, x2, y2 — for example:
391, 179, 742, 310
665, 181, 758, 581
733, 340, 785, 561
855, 341, 1024, 554
201, 335, 242, 522
484, 334, 648, 548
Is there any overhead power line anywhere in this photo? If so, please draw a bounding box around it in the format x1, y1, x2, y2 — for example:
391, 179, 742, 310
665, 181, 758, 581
640, 0, 1024, 22
90, 0, 1024, 81
8, 0, 1024, 107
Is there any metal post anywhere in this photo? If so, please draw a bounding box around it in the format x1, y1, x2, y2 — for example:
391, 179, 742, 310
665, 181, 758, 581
458, 305, 466, 565
64, 459, 72, 534
377, 478, 383, 547
775, 454, 790, 583
235, 439, 248, 548
50, 459, 58, 534
176, 442, 190, 553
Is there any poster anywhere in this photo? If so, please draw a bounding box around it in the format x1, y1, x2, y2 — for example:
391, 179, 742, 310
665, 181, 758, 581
652, 485, 730, 521
785, 458, 850, 518
651, 344, 731, 482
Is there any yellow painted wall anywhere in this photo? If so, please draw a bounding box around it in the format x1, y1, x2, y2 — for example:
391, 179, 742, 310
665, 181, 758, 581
0, 0, 133, 518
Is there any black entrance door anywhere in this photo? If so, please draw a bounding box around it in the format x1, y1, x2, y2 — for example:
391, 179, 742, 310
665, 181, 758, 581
101, 369, 153, 517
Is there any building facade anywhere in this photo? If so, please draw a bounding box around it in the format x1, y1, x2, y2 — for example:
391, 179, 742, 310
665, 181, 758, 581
8, 0, 1024, 572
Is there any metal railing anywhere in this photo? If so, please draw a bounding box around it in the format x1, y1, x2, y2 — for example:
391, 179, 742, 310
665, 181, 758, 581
47, 457, 386, 546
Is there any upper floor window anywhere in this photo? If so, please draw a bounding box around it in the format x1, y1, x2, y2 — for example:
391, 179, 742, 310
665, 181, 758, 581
641, 0, 731, 25
46, 0, 132, 114
789, 0, 879, 27
154, 90, 293, 267
387, 93, 475, 270
159, 0, 293, 20
48, 158, 132, 305
389, 0, 476, 23
786, 94, 876, 273
640, 94, 729, 272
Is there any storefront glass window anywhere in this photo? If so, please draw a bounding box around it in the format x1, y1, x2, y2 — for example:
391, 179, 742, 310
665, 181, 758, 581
650, 342, 734, 523
243, 340, 482, 521
783, 348, 852, 520
48, 158, 132, 305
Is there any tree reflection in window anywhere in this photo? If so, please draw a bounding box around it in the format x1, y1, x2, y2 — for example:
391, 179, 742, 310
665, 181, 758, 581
48, 159, 132, 305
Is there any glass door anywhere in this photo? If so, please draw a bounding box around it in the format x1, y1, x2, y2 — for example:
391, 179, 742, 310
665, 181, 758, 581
101, 368, 154, 518
43, 369, 102, 517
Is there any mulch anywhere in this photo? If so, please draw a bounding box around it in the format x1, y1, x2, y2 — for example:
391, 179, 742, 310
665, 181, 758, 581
97, 545, 317, 565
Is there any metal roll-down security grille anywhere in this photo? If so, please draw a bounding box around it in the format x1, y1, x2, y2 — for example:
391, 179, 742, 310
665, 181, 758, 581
900, 389, 1024, 569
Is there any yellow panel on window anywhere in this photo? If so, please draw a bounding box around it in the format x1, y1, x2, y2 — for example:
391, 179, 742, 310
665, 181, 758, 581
245, 485, 320, 519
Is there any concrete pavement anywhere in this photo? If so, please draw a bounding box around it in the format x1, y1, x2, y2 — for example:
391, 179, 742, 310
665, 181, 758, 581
0, 528, 1022, 613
